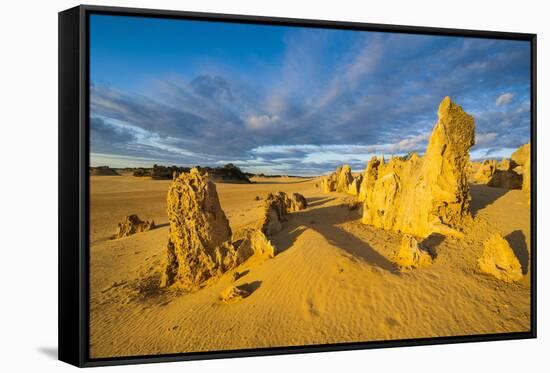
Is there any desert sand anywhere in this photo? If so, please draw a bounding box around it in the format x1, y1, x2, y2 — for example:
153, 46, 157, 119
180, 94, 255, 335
89, 172, 531, 358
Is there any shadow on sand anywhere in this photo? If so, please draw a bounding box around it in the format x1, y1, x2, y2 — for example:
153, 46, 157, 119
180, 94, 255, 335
306, 196, 336, 208
505, 230, 530, 274
273, 204, 399, 274
469, 184, 510, 216
237, 280, 262, 295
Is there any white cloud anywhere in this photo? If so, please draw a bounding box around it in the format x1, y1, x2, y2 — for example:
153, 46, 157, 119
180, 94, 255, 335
496, 92, 514, 106
246, 114, 280, 130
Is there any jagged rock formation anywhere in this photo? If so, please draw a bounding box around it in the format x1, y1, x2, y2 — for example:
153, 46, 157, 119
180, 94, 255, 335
348, 175, 362, 196
235, 229, 276, 259
478, 233, 522, 282
259, 192, 307, 236
289, 193, 308, 211
220, 285, 250, 303
336, 165, 353, 193
361, 97, 475, 238
358, 156, 381, 202
160, 169, 244, 289
473, 159, 497, 184
392, 235, 434, 269
321, 176, 336, 193
113, 214, 155, 239
322, 164, 364, 196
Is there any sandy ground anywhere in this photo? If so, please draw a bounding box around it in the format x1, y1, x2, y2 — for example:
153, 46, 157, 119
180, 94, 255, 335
89, 174, 531, 358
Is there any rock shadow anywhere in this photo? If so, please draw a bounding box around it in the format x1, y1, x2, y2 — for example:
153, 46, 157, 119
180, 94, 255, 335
469, 184, 510, 216
237, 280, 262, 295
307, 196, 336, 208
505, 230, 530, 274
421, 233, 446, 258
273, 204, 399, 274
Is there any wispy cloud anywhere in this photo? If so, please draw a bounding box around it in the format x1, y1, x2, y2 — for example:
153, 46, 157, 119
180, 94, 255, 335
496, 92, 514, 106
90, 22, 531, 175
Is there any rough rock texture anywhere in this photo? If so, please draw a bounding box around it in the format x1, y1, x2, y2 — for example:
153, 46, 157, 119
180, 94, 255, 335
511, 143, 530, 168
321, 175, 337, 193
358, 156, 381, 202
510, 143, 530, 192
497, 159, 512, 171
160, 169, 242, 289
348, 175, 362, 196
259, 192, 307, 236
114, 214, 155, 239
523, 156, 531, 192
336, 164, 353, 193
236, 229, 276, 259
290, 193, 308, 211
220, 285, 250, 303
487, 170, 523, 189
473, 159, 497, 184
392, 235, 434, 269
478, 233, 523, 282
361, 97, 475, 238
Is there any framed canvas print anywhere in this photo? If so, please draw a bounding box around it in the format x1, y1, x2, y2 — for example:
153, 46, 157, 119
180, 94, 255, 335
58, 5, 537, 367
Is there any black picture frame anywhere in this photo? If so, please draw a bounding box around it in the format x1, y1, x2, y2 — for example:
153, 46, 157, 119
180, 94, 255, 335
58, 4, 537, 368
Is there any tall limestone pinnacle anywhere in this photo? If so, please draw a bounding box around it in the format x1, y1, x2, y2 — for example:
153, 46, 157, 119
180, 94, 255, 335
160, 168, 234, 289
361, 97, 475, 238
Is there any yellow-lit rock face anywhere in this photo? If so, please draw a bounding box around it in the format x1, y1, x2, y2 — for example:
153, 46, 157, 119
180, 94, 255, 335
511, 142, 530, 168
510, 143, 531, 193
358, 156, 380, 202
473, 159, 497, 184
160, 168, 234, 289
478, 233, 523, 282
362, 97, 475, 238
393, 234, 433, 269
523, 155, 531, 192
336, 164, 353, 193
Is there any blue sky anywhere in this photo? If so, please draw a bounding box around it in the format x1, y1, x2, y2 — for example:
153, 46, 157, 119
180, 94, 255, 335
90, 14, 531, 175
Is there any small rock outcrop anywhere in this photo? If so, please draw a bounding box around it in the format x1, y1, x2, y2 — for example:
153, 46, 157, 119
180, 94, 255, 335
473, 159, 497, 184
220, 285, 250, 303
392, 235, 434, 269
478, 233, 523, 282
361, 97, 475, 238
239, 229, 276, 258
289, 193, 308, 211
114, 214, 155, 239
259, 192, 307, 236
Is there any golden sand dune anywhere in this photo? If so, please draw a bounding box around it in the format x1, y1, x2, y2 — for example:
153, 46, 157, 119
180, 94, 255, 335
89, 173, 530, 358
